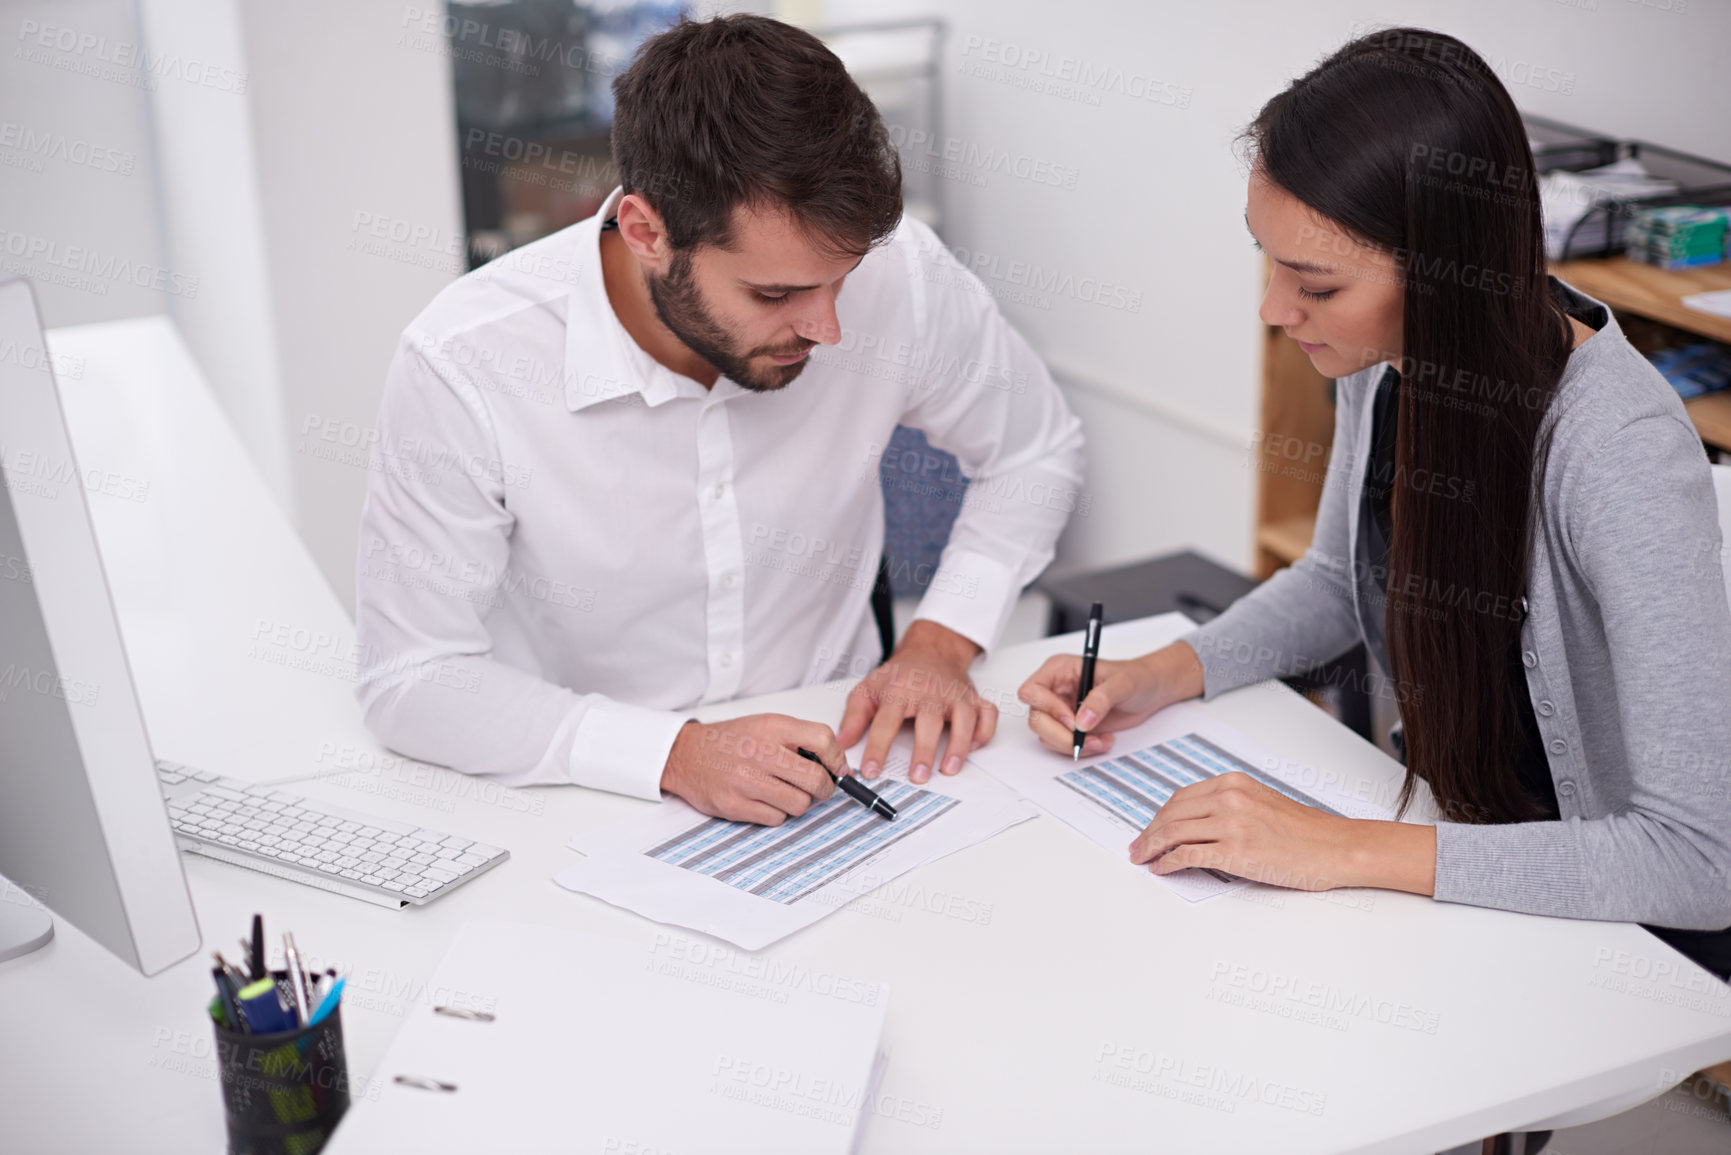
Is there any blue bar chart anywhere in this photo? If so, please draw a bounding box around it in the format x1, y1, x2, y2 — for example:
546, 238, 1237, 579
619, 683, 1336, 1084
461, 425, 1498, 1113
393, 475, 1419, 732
1057, 733, 1343, 880
646, 782, 959, 905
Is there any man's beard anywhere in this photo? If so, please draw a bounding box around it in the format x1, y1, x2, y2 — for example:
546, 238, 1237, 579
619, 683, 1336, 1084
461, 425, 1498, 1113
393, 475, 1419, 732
646, 250, 816, 393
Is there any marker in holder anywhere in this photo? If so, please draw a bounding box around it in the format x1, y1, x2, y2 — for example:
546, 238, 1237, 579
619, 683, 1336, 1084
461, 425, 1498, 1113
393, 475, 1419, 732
213, 969, 351, 1155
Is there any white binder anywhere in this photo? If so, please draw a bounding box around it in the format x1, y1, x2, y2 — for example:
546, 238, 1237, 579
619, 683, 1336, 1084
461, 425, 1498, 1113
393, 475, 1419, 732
324, 920, 889, 1154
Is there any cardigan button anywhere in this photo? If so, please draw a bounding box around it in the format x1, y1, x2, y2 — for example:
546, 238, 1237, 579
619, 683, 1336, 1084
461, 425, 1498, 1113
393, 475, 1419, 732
1537, 700, 1555, 717
1522, 650, 1538, 669
1549, 737, 1567, 755
1558, 780, 1576, 797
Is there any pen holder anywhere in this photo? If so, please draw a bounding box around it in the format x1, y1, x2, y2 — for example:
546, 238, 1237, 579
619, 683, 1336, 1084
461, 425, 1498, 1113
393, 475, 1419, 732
213, 971, 350, 1155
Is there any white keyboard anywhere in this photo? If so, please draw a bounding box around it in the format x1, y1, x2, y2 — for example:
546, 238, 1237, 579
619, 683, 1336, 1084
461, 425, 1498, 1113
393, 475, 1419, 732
156, 760, 508, 909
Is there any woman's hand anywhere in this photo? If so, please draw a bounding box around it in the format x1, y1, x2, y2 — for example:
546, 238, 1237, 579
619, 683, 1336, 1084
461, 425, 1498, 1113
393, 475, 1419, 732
1017, 641, 1204, 757
1129, 773, 1438, 895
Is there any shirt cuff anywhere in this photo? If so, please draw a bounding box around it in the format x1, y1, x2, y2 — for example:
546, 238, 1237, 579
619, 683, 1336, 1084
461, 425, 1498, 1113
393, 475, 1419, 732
909, 546, 1018, 656
568, 698, 692, 801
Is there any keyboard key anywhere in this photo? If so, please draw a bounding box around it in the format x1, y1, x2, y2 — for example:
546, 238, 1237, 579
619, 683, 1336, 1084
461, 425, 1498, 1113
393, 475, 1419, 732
470, 844, 506, 860
383, 881, 406, 892
361, 874, 384, 886
410, 853, 435, 866
404, 886, 430, 898
435, 847, 461, 860
208, 786, 247, 802
318, 863, 341, 874
455, 853, 488, 868
441, 837, 473, 850
339, 869, 363, 880
338, 820, 362, 833
424, 864, 461, 884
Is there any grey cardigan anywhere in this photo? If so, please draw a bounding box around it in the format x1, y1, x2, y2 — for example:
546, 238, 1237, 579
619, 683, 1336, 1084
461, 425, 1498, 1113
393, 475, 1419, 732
1182, 281, 1731, 930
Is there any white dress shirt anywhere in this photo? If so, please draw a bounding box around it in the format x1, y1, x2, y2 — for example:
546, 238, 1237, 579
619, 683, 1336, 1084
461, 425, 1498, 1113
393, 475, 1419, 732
354, 189, 1084, 800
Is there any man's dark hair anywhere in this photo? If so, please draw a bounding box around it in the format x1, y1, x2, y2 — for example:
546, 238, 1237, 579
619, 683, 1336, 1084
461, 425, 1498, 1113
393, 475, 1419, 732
610, 13, 902, 257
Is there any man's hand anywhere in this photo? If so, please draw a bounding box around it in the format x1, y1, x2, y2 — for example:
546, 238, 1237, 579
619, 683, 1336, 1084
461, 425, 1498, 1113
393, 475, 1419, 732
838, 620, 993, 784
660, 714, 844, 825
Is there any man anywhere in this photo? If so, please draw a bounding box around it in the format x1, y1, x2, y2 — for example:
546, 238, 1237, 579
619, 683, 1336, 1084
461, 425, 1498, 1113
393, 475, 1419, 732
354, 13, 1084, 824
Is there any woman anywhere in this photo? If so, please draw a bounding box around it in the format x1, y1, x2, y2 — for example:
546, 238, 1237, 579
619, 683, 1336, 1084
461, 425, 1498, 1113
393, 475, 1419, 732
1019, 29, 1731, 982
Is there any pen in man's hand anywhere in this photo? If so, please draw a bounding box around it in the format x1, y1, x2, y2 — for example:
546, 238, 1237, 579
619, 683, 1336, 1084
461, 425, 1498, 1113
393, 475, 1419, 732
796, 747, 897, 820
1073, 601, 1104, 760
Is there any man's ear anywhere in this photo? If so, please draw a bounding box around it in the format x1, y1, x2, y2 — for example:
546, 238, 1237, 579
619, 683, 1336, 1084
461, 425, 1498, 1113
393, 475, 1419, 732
615, 193, 672, 272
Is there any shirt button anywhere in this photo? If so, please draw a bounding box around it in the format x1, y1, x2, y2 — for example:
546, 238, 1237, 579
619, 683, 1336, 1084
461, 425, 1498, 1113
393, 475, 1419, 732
712, 482, 726, 500
1558, 780, 1576, 797
1548, 737, 1567, 755
720, 573, 735, 589
719, 651, 733, 668
1522, 650, 1537, 669
1537, 700, 1555, 717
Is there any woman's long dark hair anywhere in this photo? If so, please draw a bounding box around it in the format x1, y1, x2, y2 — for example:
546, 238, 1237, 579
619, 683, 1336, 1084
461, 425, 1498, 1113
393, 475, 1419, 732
1248, 29, 1573, 823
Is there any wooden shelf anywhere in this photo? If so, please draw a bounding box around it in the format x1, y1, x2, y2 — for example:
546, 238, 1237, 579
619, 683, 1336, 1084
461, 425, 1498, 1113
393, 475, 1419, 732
1256, 514, 1317, 571
1552, 257, 1731, 346
1685, 391, 1731, 449
1552, 256, 1731, 449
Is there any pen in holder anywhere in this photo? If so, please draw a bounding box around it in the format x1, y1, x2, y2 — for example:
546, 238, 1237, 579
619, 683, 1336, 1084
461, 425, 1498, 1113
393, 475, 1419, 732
213, 969, 350, 1155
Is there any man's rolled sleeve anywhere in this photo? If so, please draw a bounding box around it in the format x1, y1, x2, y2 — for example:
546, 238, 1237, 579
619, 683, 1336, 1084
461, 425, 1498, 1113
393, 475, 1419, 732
910, 546, 1018, 655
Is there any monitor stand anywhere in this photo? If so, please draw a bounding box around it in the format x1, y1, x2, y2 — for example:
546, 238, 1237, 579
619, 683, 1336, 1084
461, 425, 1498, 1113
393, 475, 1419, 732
0, 896, 54, 963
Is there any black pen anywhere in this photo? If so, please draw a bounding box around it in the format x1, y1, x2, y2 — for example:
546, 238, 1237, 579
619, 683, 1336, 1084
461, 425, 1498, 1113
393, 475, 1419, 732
797, 748, 897, 821
249, 913, 265, 981
1073, 601, 1104, 760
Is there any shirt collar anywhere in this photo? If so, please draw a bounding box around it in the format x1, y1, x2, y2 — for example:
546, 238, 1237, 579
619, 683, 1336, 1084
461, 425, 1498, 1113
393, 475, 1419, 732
564, 187, 691, 413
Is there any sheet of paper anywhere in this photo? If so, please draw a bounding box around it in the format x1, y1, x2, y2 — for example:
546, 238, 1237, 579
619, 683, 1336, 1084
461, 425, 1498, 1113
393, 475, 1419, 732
1683, 289, 1731, 320
969, 701, 1399, 902
324, 921, 889, 1155
555, 738, 1038, 949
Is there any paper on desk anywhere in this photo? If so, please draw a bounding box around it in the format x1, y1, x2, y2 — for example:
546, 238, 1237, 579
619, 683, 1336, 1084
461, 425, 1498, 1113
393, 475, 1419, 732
323, 921, 889, 1155
1683, 289, 1731, 320
969, 701, 1398, 903
555, 737, 1038, 949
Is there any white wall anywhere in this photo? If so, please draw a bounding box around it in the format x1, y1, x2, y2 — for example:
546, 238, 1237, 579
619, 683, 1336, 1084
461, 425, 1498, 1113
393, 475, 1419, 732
138, 0, 295, 508
135, 0, 464, 607
818, 0, 1731, 579
1, 0, 170, 327
232, 0, 465, 607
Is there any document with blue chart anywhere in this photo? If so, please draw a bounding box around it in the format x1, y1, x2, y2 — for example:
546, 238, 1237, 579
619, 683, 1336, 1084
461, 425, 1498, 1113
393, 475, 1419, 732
971, 701, 1400, 903
555, 737, 1038, 949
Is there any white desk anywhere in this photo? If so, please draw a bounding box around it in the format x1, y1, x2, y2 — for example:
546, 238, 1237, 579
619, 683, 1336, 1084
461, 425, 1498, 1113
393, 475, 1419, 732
6, 317, 1731, 1154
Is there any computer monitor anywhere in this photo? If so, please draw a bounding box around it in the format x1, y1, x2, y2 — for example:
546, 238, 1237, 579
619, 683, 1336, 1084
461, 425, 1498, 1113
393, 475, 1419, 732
0, 276, 201, 975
